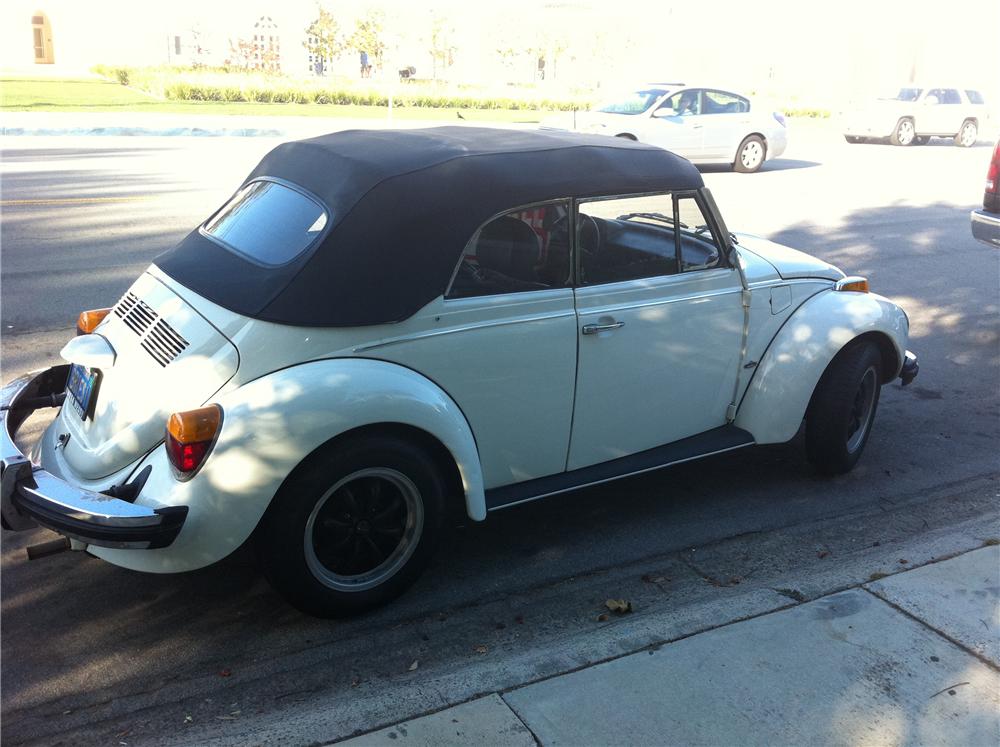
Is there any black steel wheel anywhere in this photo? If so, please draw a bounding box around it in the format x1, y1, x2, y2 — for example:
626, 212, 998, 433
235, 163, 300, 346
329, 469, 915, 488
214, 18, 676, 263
258, 435, 446, 617
805, 340, 884, 474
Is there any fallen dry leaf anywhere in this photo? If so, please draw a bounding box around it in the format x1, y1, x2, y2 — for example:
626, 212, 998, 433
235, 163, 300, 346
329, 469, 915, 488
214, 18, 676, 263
350, 676, 362, 688
899, 558, 909, 564
473, 644, 488, 654
183, 715, 193, 724
596, 613, 609, 622
219, 669, 232, 678
408, 660, 419, 671
605, 599, 633, 614
817, 550, 830, 559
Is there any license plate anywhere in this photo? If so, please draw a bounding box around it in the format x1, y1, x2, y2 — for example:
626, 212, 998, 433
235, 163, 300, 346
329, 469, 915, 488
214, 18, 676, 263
66, 363, 100, 420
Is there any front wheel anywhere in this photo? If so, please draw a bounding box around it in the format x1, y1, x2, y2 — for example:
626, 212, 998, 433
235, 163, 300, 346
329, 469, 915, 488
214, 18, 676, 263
258, 435, 446, 617
955, 119, 977, 147
734, 135, 766, 173
805, 341, 883, 475
890, 118, 915, 146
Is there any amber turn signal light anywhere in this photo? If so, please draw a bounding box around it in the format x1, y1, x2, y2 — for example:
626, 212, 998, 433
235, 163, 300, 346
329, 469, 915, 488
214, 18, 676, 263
165, 405, 223, 477
76, 308, 113, 336
834, 277, 870, 293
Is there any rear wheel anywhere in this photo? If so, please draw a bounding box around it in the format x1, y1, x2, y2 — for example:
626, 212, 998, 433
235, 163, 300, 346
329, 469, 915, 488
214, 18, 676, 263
955, 119, 977, 147
734, 135, 766, 173
890, 118, 915, 146
805, 341, 883, 475
258, 435, 446, 617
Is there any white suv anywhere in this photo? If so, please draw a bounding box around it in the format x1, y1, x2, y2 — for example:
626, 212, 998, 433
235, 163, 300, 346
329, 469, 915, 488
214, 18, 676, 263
843, 87, 988, 147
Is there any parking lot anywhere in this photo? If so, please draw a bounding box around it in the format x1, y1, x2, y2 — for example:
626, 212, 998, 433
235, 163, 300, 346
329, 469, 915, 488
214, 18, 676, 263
2, 121, 998, 745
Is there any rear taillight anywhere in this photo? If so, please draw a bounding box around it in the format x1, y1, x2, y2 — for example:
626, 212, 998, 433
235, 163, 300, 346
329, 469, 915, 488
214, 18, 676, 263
165, 405, 222, 479
986, 142, 999, 195
76, 308, 112, 335
773, 112, 786, 127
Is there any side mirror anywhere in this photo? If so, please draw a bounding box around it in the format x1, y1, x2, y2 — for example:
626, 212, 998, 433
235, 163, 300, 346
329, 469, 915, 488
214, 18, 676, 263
651, 108, 674, 119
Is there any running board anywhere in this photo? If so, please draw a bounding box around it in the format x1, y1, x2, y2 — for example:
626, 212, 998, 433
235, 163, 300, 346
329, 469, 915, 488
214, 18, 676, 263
485, 425, 755, 511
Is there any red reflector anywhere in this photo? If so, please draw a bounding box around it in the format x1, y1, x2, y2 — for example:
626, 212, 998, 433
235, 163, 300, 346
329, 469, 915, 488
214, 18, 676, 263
167, 437, 212, 473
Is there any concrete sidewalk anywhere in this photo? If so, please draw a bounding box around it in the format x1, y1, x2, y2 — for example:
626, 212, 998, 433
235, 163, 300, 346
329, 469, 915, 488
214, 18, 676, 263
340, 545, 1000, 746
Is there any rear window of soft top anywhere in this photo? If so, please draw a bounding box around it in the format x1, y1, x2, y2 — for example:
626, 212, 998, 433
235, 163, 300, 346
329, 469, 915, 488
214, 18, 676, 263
203, 180, 329, 266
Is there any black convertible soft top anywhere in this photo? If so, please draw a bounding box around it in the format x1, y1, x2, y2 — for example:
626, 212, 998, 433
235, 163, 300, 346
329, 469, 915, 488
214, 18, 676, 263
156, 126, 703, 327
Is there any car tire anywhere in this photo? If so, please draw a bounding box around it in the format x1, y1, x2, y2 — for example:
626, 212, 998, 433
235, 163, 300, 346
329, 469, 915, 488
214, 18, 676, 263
257, 435, 446, 617
954, 119, 977, 147
805, 340, 883, 475
734, 135, 766, 173
889, 118, 915, 146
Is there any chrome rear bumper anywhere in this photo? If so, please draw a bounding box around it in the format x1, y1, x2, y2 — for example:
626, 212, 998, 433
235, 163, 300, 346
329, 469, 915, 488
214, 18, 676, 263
1, 366, 185, 549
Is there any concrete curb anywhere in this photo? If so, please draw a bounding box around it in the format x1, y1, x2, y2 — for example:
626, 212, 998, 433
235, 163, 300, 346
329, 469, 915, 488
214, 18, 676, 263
337, 544, 1000, 746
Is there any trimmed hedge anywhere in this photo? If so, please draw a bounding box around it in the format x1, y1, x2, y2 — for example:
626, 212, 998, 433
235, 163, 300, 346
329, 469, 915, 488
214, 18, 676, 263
92, 65, 591, 111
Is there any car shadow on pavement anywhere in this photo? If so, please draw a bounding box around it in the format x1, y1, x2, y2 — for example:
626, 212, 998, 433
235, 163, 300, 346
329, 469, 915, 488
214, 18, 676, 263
698, 158, 821, 174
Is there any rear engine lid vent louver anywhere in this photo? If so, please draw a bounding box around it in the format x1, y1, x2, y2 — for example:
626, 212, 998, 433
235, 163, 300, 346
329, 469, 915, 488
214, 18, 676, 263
113, 292, 189, 367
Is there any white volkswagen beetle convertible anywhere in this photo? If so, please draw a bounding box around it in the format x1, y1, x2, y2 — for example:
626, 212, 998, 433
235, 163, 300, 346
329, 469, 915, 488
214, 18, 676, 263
1, 128, 918, 617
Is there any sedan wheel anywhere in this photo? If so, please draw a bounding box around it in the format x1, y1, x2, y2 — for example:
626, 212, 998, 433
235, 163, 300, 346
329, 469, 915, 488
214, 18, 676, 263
955, 120, 977, 147
734, 135, 766, 173
890, 118, 915, 146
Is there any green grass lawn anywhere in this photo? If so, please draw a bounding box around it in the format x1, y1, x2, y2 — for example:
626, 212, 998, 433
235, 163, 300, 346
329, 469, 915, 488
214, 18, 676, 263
1, 77, 545, 123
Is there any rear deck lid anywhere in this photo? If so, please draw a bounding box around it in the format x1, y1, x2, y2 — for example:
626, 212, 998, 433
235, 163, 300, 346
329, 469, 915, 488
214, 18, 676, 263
59, 272, 239, 480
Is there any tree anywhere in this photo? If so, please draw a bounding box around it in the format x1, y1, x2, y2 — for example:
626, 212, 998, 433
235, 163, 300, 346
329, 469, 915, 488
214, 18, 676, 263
226, 37, 255, 71
349, 9, 386, 67
428, 14, 456, 80
304, 6, 345, 72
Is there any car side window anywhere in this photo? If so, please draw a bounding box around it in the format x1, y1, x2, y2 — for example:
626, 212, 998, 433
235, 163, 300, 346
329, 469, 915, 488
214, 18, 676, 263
661, 90, 701, 116
940, 89, 961, 105
965, 90, 984, 105
702, 90, 750, 114
578, 193, 723, 286
446, 201, 571, 299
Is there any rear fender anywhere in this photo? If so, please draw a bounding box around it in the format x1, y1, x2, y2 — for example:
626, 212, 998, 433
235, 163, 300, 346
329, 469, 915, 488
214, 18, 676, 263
735, 290, 908, 444
90, 358, 484, 573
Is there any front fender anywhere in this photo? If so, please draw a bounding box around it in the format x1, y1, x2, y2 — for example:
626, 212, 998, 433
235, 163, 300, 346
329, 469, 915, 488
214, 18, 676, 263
734, 290, 908, 444
91, 358, 484, 573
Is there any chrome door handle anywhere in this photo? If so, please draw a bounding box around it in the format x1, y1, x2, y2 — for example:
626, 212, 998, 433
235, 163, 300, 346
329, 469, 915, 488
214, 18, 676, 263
582, 321, 625, 335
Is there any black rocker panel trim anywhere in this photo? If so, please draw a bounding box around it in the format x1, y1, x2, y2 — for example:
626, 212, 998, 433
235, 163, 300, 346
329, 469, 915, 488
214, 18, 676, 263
485, 425, 754, 510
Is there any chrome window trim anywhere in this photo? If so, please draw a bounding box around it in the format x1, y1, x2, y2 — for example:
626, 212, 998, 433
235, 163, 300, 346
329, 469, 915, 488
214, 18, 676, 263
443, 197, 573, 300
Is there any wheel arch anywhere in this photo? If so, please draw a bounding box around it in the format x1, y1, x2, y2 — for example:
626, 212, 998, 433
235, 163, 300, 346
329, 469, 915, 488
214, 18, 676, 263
283, 421, 467, 523
734, 290, 908, 444
90, 358, 486, 574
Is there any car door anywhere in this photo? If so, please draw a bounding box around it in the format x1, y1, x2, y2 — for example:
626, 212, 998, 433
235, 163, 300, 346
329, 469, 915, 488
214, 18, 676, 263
642, 90, 705, 158
375, 201, 578, 489
568, 191, 745, 471
921, 88, 962, 133
698, 90, 752, 160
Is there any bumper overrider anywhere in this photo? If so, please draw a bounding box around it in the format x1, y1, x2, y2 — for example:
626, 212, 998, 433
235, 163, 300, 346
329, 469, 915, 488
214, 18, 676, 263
1, 366, 186, 549
900, 350, 919, 386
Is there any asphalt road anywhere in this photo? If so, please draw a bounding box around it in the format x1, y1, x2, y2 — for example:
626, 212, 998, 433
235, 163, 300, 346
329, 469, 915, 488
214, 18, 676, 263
1, 125, 998, 746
